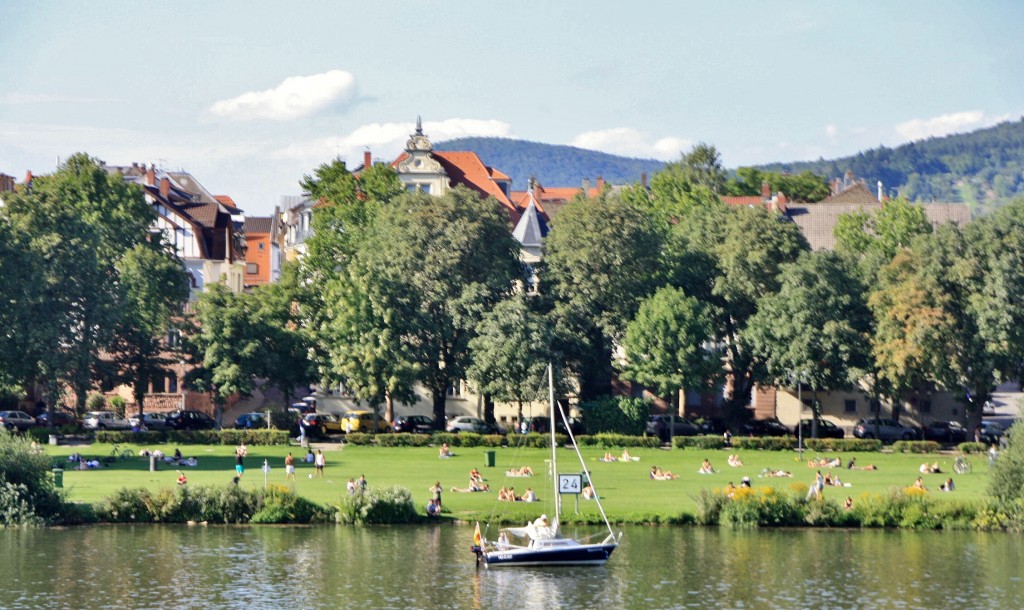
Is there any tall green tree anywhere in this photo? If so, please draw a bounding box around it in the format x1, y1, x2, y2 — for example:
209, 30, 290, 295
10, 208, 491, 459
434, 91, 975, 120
743, 251, 872, 430
621, 286, 720, 416
544, 194, 663, 400
834, 196, 933, 279
353, 187, 522, 426
467, 292, 557, 422
2, 153, 155, 416
110, 242, 190, 416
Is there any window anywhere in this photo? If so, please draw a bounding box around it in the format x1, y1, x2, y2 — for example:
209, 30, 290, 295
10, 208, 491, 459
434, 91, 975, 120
844, 399, 856, 413
246, 262, 259, 274
168, 377, 178, 393
258, 243, 265, 250
446, 381, 464, 398
921, 400, 932, 414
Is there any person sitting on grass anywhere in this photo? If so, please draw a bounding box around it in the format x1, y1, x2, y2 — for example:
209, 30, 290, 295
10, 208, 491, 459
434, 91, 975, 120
620, 448, 635, 462
582, 483, 596, 500
727, 454, 743, 467
724, 482, 736, 498
600, 452, 617, 462
426, 498, 440, 517
940, 477, 955, 492
452, 479, 490, 493
844, 496, 854, 510
521, 487, 537, 502
699, 459, 716, 475
439, 443, 452, 458
176, 471, 187, 486
912, 476, 928, 491
469, 468, 484, 484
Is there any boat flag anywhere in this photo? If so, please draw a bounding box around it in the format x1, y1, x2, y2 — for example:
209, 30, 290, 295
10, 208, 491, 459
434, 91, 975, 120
473, 521, 482, 546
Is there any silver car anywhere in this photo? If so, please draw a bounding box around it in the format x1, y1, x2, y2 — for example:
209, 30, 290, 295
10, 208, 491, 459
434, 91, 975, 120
0, 410, 37, 431
83, 411, 132, 430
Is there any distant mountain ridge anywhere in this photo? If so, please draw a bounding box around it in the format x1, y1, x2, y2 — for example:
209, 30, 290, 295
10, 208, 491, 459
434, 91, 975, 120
434, 137, 664, 190
438, 119, 1024, 214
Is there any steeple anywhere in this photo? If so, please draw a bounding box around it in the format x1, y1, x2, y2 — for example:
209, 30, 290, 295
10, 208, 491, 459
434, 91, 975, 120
406, 116, 432, 152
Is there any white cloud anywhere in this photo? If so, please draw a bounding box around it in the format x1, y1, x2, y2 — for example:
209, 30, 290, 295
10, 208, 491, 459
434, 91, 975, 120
570, 128, 689, 160
270, 118, 513, 165
206, 70, 357, 121
894, 110, 1012, 141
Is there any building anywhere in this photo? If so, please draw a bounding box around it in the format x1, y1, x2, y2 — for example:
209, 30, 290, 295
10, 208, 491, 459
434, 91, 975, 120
243, 211, 282, 288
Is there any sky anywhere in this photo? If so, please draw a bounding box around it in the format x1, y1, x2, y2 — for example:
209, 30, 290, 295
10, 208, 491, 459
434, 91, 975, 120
2, 1, 1023, 216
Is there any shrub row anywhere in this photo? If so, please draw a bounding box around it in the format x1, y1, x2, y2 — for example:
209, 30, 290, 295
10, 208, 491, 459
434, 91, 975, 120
674, 435, 728, 450
804, 438, 883, 453
693, 484, 1024, 531
891, 440, 942, 454
958, 442, 988, 454
93, 429, 290, 445
336, 485, 418, 525
576, 433, 661, 449
93, 483, 333, 524
732, 436, 799, 451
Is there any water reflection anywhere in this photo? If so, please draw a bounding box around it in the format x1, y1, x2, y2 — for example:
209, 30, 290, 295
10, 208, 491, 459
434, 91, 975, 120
1, 525, 1021, 609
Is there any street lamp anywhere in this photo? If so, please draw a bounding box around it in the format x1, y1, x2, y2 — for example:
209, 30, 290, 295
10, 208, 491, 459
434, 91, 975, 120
791, 371, 806, 459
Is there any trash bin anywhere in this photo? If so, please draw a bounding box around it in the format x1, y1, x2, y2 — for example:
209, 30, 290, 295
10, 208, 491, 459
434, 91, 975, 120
48, 434, 58, 446
483, 450, 496, 468
51, 468, 64, 488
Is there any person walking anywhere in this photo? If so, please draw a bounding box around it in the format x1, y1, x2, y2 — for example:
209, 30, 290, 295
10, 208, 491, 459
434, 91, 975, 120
284, 452, 296, 482
314, 449, 326, 478
234, 445, 245, 479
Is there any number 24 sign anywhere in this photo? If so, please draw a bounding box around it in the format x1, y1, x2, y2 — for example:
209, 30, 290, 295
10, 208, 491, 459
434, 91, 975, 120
558, 474, 582, 494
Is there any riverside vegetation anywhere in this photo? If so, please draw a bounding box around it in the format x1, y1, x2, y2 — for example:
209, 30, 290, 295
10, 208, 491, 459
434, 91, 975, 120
3, 422, 1023, 531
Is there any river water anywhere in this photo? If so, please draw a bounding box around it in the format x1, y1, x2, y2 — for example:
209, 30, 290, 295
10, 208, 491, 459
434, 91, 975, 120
1, 524, 1020, 609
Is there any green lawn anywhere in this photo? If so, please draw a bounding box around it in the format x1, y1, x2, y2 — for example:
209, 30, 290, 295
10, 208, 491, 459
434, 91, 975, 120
44, 441, 993, 522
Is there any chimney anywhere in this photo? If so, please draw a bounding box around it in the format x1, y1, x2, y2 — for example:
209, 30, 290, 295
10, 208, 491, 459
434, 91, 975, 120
596, 176, 605, 193
159, 177, 170, 199
641, 172, 648, 188
761, 180, 771, 199
363, 150, 372, 169
775, 192, 788, 214
877, 180, 883, 202
24, 170, 33, 184
146, 166, 156, 186
581, 178, 591, 194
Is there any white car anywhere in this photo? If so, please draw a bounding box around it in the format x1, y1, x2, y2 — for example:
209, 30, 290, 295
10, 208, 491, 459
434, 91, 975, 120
83, 411, 132, 430
446, 416, 497, 434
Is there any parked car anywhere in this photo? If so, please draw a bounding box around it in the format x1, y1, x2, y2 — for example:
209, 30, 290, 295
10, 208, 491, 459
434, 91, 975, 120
793, 418, 845, 439
446, 416, 491, 434
923, 420, 968, 444
234, 412, 268, 429
0, 410, 37, 431
343, 410, 390, 433
304, 413, 344, 435
646, 415, 700, 440
393, 415, 436, 434
165, 410, 218, 431
36, 409, 81, 429
128, 412, 171, 431
979, 421, 1006, 445
83, 411, 131, 430
741, 418, 791, 437
853, 418, 919, 442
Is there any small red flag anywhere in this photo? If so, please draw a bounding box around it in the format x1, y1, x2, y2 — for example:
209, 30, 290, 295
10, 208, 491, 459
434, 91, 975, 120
473, 521, 482, 546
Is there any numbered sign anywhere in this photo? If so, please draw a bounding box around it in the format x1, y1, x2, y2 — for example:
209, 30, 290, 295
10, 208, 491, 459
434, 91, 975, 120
558, 474, 582, 495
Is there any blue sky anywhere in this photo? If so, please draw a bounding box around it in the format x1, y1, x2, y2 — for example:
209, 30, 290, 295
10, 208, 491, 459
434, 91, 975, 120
2, 1, 1022, 216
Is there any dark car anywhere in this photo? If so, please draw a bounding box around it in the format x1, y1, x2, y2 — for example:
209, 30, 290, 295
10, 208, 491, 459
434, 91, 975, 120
166, 410, 218, 431
393, 415, 435, 434
794, 418, 845, 439
234, 412, 268, 429
36, 409, 81, 429
923, 420, 968, 444
646, 415, 700, 441
742, 418, 791, 437
303, 413, 344, 436
0, 410, 37, 431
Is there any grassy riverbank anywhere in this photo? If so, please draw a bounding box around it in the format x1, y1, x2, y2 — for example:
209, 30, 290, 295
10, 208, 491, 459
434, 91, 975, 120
45, 441, 993, 523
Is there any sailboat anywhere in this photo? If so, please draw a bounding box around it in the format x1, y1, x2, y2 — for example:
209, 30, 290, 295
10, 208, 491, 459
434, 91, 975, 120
472, 364, 620, 567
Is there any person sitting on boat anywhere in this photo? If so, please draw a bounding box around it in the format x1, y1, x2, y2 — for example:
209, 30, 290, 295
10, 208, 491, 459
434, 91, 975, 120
727, 454, 743, 467
699, 459, 715, 475
620, 449, 635, 461
521, 487, 537, 502
582, 483, 596, 500
600, 452, 617, 462
438, 443, 452, 458
496, 531, 509, 550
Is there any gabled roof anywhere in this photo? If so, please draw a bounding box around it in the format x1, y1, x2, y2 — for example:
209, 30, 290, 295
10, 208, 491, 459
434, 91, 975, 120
821, 182, 878, 204
721, 195, 767, 207
243, 216, 273, 234
431, 151, 515, 208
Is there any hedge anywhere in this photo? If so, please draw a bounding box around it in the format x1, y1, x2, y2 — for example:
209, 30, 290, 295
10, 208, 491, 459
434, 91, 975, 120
732, 436, 798, 451
891, 440, 942, 454
804, 438, 883, 453
958, 442, 988, 454
674, 435, 728, 450
94, 429, 290, 445
576, 433, 660, 449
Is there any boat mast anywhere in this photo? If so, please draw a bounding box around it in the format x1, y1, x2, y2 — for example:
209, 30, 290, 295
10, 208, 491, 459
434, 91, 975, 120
548, 363, 560, 525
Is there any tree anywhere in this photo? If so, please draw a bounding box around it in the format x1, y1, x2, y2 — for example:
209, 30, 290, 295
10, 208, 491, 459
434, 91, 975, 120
184, 284, 265, 423
834, 196, 933, 280
467, 292, 557, 422
743, 251, 872, 431
622, 286, 720, 416
2, 153, 155, 416
987, 421, 1024, 505
725, 167, 830, 202
351, 187, 523, 426
0, 216, 39, 395
110, 242, 190, 417
543, 194, 664, 399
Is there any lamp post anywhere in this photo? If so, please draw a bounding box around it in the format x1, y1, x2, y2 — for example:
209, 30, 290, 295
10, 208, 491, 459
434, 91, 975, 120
791, 371, 806, 459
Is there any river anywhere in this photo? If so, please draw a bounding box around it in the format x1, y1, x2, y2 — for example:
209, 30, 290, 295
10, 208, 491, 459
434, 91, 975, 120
1, 525, 1020, 609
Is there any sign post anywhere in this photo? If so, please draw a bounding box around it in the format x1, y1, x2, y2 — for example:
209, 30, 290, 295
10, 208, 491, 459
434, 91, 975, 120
559, 473, 582, 513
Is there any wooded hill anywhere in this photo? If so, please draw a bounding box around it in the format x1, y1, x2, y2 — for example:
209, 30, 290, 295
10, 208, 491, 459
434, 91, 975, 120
439, 118, 1024, 214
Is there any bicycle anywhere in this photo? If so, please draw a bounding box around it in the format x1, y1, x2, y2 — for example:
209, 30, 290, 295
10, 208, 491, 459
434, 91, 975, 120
110, 444, 135, 462
953, 456, 971, 474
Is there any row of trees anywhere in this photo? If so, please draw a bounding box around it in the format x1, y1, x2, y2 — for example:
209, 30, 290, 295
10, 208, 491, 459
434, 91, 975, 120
4, 147, 1022, 434
0, 154, 189, 420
